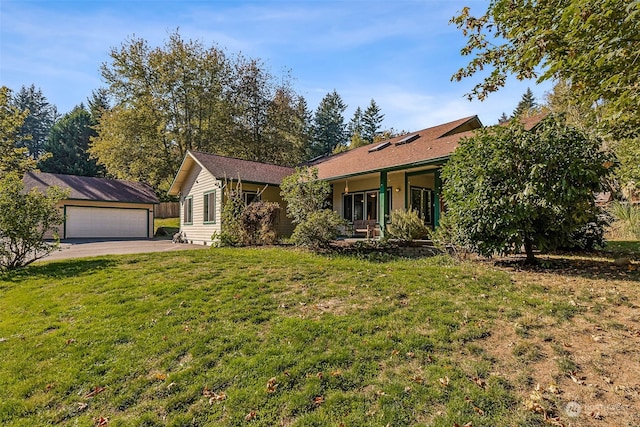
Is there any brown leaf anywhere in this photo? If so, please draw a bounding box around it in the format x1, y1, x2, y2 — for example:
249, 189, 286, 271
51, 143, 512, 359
84, 386, 106, 399
471, 377, 486, 389
95, 416, 108, 426
313, 396, 324, 405
244, 411, 256, 421
438, 376, 450, 387
590, 411, 604, 420
266, 377, 278, 394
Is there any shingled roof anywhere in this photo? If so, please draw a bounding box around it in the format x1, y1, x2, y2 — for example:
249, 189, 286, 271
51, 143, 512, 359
311, 116, 483, 180
23, 171, 159, 204
168, 151, 295, 196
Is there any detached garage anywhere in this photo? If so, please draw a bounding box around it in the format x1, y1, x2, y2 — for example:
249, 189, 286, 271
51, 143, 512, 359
24, 172, 159, 239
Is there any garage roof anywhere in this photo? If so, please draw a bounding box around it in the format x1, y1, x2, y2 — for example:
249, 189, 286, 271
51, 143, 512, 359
23, 172, 159, 204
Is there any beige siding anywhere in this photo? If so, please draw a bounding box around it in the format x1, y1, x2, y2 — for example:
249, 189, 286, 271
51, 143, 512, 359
179, 165, 222, 245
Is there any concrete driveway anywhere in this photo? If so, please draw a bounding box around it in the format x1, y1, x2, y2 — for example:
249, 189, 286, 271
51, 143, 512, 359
39, 238, 209, 262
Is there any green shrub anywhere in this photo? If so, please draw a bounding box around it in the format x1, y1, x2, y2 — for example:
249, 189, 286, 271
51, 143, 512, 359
385, 209, 430, 243
291, 210, 346, 249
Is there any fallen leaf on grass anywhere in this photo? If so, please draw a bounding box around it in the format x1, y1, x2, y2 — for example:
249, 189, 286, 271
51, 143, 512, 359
65, 338, 76, 345
313, 396, 324, 405
95, 416, 108, 426
471, 377, 486, 389
84, 386, 106, 399
155, 373, 167, 381
438, 376, 450, 387
266, 377, 278, 394
202, 387, 226, 403
547, 383, 561, 394
244, 411, 256, 421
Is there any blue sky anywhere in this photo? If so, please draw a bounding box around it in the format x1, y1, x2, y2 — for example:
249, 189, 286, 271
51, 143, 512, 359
0, 0, 553, 132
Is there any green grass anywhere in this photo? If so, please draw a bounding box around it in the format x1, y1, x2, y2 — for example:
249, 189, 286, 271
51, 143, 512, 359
154, 217, 180, 237
0, 248, 593, 426
604, 239, 640, 257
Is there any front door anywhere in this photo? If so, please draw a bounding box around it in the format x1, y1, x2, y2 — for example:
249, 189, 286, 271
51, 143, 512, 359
410, 187, 433, 225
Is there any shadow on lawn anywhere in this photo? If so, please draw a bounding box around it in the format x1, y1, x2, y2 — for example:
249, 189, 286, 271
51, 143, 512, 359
494, 254, 639, 281
1, 258, 117, 283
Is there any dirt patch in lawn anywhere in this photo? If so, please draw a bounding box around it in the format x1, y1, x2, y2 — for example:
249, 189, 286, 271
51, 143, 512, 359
483, 254, 640, 427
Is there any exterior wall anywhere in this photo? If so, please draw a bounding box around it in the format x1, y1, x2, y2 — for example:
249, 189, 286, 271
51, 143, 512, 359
180, 170, 293, 245
243, 184, 294, 237
179, 164, 222, 245
45, 200, 155, 239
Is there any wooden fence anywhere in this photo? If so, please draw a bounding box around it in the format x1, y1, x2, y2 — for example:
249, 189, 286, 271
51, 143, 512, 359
156, 202, 180, 218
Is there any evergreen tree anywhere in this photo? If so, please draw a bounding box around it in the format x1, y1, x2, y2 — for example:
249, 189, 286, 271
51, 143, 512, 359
87, 88, 111, 123
311, 90, 347, 157
39, 105, 105, 176
498, 112, 509, 124
10, 85, 57, 158
511, 88, 537, 119
362, 99, 384, 143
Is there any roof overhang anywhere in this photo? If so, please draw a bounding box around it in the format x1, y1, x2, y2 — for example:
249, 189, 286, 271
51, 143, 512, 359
319, 155, 450, 182
167, 151, 199, 196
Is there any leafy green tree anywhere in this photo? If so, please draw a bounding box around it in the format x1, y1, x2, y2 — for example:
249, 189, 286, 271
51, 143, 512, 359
280, 166, 344, 248
362, 99, 384, 143
451, 0, 640, 139
0, 86, 67, 270
39, 105, 105, 176
311, 90, 347, 157
92, 30, 309, 191
92, 31, 233, 190
511, 88, 538, 119
10, 84, 58, 158
441, 114, 613, 264
0, 174, 68, 270
1, 86, 36, 176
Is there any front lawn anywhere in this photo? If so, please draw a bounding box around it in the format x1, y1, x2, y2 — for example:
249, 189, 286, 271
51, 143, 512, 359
1, 247, 638, 426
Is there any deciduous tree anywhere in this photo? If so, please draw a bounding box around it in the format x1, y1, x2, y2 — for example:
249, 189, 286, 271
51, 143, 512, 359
441, 114, 613, 264
451, 0, 640, 139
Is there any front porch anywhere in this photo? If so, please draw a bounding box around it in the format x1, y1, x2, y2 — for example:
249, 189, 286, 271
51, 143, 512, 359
329, 166, 444, 238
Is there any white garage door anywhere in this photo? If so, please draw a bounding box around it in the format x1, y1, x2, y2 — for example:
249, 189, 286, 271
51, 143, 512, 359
66, 207, 148, 238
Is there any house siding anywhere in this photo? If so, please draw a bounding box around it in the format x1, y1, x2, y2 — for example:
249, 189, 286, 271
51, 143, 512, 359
180, 164, 222, 245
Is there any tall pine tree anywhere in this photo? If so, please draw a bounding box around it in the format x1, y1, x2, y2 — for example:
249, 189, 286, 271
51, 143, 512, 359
511, 88, 538, 119
362, 99, 384, 143
311, 90, 347, 157
39, 105, 105, 177
10, 85, 58, 158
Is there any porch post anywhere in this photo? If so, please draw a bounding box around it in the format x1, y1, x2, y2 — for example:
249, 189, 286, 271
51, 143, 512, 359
433, 169, 442, 228
379, 171, 387, 238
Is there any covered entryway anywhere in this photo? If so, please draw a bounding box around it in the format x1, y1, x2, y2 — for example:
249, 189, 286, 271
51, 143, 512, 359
65, 206, 150, 239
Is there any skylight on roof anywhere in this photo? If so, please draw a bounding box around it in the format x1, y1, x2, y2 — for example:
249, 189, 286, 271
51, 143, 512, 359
368, 141, 391, 152
395, 134, 419, 146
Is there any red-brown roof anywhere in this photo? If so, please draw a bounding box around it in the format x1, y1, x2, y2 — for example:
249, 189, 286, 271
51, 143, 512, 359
23, 171, 159, 204
312, 116, 483, 180
189, 151, 295, 185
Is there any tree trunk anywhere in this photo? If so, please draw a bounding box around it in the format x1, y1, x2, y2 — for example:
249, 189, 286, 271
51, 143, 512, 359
523, 237, 537, 265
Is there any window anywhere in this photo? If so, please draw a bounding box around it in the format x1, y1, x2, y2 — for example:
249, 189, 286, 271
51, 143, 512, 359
243, 191, 260, 205
343, 189, 391, 222
204, 190, 216, 223
183, 196, 193, 225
